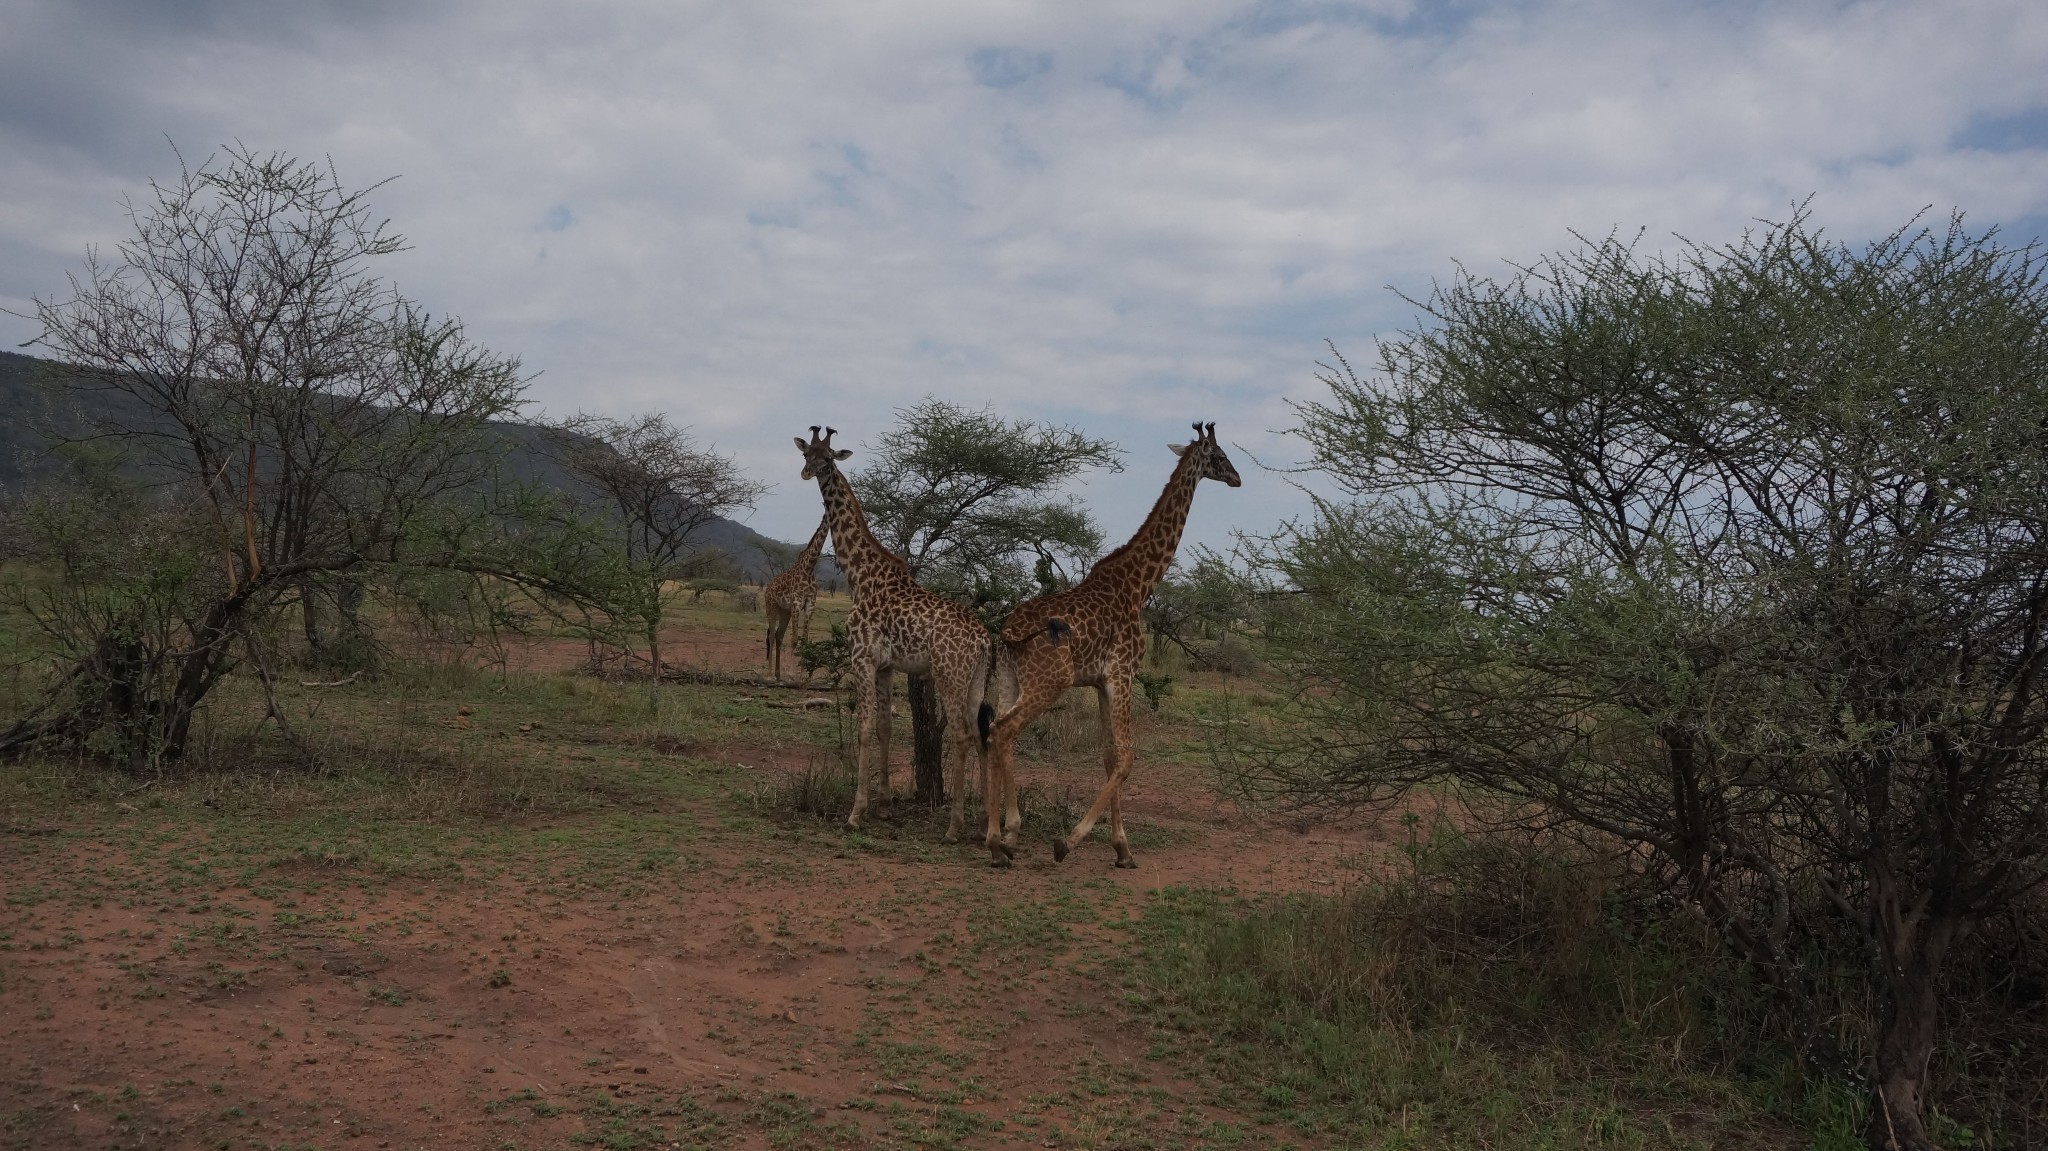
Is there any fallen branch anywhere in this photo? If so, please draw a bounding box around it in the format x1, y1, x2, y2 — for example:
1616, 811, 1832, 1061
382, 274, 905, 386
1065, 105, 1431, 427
299, 670, 363, 688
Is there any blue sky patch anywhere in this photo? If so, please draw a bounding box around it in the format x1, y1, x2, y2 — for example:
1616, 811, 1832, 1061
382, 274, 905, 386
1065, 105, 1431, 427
1953, 107, 2048, 153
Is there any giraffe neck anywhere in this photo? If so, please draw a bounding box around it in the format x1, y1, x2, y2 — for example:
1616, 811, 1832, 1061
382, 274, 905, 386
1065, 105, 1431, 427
1080, 453, 1203, 612
792, 515, 830, 571
813, 463, 909, 595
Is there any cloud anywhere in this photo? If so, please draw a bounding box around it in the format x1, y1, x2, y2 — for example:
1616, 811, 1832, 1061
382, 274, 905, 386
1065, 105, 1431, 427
968, 47, 1053, 89
2, 0, 2045, 550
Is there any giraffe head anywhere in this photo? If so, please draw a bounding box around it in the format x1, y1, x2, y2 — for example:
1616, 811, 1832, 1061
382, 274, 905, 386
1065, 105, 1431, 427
1168, 422, 1242, 487
795, 425, 854, 480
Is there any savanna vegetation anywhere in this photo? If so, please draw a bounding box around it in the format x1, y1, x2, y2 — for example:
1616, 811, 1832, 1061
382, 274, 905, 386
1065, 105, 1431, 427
2, 148, 2041, 1150
1225, 211, 2048, 1149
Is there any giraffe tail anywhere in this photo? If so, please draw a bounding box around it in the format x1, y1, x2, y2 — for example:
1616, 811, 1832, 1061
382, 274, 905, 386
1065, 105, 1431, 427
977, 702, 994, 749
1045, 618, 1072, 647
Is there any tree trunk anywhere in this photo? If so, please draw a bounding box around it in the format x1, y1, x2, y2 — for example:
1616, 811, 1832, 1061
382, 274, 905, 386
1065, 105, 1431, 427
158, 625, 234, 766
909, 672, 945, 806
1866, 903, 1962, 1151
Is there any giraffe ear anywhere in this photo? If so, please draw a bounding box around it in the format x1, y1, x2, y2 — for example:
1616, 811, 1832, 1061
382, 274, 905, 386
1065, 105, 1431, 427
833, 449, 853, 460
1168, 442, 1189, 457
794, 437, 809, 452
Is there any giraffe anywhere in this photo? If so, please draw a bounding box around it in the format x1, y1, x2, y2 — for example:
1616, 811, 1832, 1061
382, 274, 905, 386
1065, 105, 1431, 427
794, 426, 994, 839
982, 422, 1241, 868
763, 513, 829, 683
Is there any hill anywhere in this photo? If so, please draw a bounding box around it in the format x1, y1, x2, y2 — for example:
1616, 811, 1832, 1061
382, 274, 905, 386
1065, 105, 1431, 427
0, 350, 819, 584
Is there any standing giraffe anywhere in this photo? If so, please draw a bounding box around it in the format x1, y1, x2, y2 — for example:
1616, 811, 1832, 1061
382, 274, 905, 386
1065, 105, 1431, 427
763, 513, 829, 683
794, 427, 994, 838
982, 422, 1241, 868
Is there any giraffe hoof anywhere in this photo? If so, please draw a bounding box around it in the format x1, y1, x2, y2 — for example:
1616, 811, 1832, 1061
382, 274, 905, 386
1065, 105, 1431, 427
987, 854, 1012, 869
1115, 857, 1138, 870
996, 840, 1015, 860
1052, 840, 1069, 863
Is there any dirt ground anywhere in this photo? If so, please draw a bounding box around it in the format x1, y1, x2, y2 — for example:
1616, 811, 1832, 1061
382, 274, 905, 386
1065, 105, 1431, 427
1, 621, 1397, 1151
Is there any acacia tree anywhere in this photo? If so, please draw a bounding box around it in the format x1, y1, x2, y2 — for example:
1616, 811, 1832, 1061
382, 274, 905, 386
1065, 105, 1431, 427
546, 412, 764, 701
1, 146, 592, 769
850, 398, 1121, 802
1236, 214, 2048, 1149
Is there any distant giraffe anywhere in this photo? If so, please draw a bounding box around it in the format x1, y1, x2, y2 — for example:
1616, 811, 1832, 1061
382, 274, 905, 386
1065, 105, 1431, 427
763, 513, 829, 683
983, 422, 1241, 867
794, 427, 994, 838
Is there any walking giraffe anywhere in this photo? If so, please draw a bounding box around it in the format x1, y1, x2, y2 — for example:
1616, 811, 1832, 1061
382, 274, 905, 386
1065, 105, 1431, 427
983, 422, 1241, 867
763, 513, 829, 683
794, 427, 994, 838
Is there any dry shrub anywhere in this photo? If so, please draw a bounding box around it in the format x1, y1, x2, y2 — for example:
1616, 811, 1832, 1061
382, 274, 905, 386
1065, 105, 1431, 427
1201, 634, 1259, 677
773, 748, 857, 822
1014, 782, 1083, 845
1931, 888, 2048, 1143
1018, 688, 1101, 759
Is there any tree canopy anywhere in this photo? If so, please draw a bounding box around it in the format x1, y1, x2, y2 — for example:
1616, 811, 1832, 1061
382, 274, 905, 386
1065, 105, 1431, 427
2, 146, 602, 768
851, 398, 1121, 616
1237, 211, 2048, 1150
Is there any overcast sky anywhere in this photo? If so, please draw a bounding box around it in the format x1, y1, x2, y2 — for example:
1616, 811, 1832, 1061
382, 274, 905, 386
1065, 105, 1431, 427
4, 0, 2045, 550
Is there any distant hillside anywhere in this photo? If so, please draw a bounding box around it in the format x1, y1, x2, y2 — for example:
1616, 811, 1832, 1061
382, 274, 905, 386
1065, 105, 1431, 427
0, 350, 825, 584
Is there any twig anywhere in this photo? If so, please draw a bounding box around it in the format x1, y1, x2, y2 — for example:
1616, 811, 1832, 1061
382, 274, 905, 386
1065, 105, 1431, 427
299, 670, 363, 688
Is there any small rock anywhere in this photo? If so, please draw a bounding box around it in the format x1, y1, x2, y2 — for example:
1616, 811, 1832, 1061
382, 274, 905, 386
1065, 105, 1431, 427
457, 704, 474, 716
633, 1066, 648, 1075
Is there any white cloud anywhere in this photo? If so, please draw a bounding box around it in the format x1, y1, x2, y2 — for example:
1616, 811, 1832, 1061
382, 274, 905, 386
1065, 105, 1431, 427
3, 0, 2045, 550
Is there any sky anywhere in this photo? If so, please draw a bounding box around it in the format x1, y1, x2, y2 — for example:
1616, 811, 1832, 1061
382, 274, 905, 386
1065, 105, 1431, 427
3, 0, 2046, 552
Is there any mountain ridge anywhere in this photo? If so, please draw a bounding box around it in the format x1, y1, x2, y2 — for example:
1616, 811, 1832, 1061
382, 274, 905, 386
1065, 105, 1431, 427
0, 349, 826, 584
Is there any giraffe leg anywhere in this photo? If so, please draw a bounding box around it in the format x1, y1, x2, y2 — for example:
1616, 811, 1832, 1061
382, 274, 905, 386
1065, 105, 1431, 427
1099, 683, 1136, 868
872, 666, 895, 820
846, 654, 879, 829
983, 710, 1015, 866
986, 674, 1068, 865
1056, 680, 1137, 867
766, 604, 789, 683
